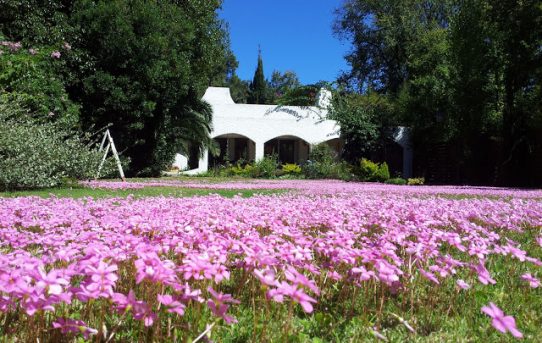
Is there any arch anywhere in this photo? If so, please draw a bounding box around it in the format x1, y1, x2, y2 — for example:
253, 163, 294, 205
264, 135, 311, 165
209, 133, 256, 167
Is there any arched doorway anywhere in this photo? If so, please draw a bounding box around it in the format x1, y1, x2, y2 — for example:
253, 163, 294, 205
209, 133, 256, 167
264, 135, 310, 164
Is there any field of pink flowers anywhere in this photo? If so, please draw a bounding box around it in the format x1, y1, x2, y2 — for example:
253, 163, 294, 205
1, 180, 541, 341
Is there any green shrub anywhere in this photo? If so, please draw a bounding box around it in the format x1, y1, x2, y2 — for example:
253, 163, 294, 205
407, 177, 425, 185
0, 101, 104, 191
253, 155, 278, 178
281, 163, 302, 175
304, 143, 340, 179
385, 177, 407, 185
334, 161, 355, 181
358, 158, 390, 182
229, 164, 256, 177
230, 164, 246, 176
375, 162, 390, 181
309, 143, 336, 164
359, 158, 379, 180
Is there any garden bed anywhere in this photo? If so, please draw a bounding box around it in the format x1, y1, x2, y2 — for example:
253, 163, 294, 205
0, 181, 541, 341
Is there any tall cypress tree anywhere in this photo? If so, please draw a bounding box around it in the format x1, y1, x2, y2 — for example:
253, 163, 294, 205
249, 48, 267, 104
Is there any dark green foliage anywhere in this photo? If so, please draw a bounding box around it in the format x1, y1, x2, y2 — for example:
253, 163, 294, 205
269, 70, 301, 103
309, 143, 336, 165
335, 0, 542, 186
207, 22, 239, 87
227, 74, 250, 104
328, 91, 392, 163
0, 44, 79, 130
253, 155, 279, 178
1, 0, 234, 177
205, 155, 280, 178
304, 143, 353, 180
70, 0, 225, 176
249, 51, 268, 104
276, 85, 321, 106
0, 0, 76, 46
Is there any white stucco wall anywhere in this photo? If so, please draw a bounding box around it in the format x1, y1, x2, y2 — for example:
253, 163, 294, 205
175, 87, 340, 173
174, 87, 413, 177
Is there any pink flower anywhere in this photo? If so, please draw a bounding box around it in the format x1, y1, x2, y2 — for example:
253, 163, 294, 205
28, 48, 37, 55
419, 268, 440, 285
52, 318, 97, 339
456, 279, 470, 290
253, 268, 278, 287
520, 273, 540, 288
481, 303, 523, 338
63, 42, 72, 50
290, 287, 317, 313
157, 294, 186, 316
51, 51, 61, 59
472, 260, 496, 285
284, 266, 320, 295
134, 253, 176, 284
76, 260, 118, 300
268, 281, 317, 313
112, 290, 138, 313
207, 287, 240, 324
112, 290, 156, 326
506, 245, 527, 262
351, 266, 374, 282
36, 267, 69, 296
328, 270, 343, 281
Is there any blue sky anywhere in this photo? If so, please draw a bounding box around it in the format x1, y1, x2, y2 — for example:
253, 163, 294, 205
219, 0, 349, 85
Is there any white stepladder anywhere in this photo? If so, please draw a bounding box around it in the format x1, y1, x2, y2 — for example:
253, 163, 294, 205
96, 129, 126, 181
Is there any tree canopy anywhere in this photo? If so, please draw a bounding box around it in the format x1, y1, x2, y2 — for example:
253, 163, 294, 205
1, 0, 234, 176
249, 50, 268, 104
334, 0, 542, 186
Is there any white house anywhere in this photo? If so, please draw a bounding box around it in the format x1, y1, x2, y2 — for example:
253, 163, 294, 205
174, 86, 413, 177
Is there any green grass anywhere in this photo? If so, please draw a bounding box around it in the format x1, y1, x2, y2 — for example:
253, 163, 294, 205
0, 186, 282, 199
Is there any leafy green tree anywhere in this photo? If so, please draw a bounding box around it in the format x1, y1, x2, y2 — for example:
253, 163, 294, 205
328, 91, 393, 163
0, 0, 76, 46
207, 22, 238, 87
487, 0, 542, 186
334, 0, 451, 93
0, 41, 79, 130
269, 70, 301, 102
249, 50, 268, 104
275, 85, 320, 107
1, 0, 234, 177
69, 0, 228, 176
227, 74, 250, 103
334, 0, 542, 186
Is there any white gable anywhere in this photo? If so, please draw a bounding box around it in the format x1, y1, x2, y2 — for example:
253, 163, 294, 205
202, 87, 236, 105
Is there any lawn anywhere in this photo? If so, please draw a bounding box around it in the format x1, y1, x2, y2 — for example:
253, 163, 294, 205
0, 179, 541, 342
0, 186, 279, 199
